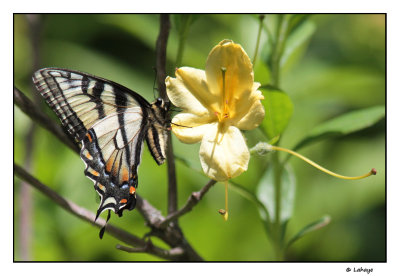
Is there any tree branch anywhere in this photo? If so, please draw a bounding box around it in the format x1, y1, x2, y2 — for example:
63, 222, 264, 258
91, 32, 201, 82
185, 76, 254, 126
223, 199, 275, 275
155, 14, 178, 218
156, 14, 170, 102
158, 179, 217, 229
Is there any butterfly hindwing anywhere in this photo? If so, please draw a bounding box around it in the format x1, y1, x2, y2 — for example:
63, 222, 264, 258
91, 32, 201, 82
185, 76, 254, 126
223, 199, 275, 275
81, 128, 139, 218
33, 68, 169, 218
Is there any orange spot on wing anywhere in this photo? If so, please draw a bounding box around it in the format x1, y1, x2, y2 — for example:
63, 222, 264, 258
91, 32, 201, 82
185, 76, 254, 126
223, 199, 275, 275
106, 158, 114, 173
120, 199, 127, 204
122, 167, 129, 182
86, 133, 92, 142
97, 183, 105, 190
129, 186, 136, 195
91, 170, 99, 177
112, 159, 120, 176
86, 152, 92, 159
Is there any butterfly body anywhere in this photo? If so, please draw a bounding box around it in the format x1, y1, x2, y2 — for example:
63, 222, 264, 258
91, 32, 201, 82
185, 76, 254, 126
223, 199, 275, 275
33, 68, 169, 219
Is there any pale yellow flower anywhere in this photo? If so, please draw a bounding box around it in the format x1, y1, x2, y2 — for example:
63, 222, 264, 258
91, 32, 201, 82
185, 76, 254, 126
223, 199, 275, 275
166, 39, 265, 181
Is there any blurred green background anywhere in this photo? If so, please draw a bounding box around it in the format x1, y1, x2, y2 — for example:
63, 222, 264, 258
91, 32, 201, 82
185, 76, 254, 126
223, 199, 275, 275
14, 14, 385, 261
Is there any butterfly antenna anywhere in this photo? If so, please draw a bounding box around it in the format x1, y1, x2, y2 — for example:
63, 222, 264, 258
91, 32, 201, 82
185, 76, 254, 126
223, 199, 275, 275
170, 122, 192, 128
99, 210, 111, 239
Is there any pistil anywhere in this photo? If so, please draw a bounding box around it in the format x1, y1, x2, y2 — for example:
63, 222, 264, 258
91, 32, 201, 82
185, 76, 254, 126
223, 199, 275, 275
219, 67, 230, 122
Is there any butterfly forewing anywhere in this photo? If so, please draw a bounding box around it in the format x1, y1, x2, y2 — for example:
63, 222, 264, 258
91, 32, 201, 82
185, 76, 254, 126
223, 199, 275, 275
33, 68, 168, 218
33, 69, 145, 141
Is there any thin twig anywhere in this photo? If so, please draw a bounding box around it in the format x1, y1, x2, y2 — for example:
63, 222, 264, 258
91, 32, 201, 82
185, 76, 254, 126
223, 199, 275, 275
158, 179, 217, 229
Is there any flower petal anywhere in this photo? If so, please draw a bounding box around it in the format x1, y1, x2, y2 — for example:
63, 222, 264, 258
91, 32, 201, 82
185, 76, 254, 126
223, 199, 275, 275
235, 87, 265, 130
171, 113, 215, 144
205, 40, 254, 115
166, 67, 218, 115
199, 124, 249, 181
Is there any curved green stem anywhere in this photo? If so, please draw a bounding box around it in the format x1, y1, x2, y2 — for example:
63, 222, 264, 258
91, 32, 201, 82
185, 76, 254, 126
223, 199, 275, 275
272, 145, 376, 180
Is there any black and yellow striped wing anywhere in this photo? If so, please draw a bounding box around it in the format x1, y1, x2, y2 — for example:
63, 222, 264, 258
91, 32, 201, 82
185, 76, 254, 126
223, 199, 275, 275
33, 68, 169, 219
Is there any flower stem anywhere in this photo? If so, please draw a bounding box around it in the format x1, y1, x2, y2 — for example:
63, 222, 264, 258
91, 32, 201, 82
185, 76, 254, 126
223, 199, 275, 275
270, 14, 290, 87
271, 145, 377, 180
252, 15, 265, 65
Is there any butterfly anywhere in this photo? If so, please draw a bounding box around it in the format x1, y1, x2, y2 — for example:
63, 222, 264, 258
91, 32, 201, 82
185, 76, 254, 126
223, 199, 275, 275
33, 68, 170, 229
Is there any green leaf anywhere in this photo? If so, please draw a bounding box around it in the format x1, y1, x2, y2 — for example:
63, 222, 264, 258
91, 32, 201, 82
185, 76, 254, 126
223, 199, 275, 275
254, 60, 270, 85
256, 164, 296, 224
294, 105, 385, 150
280, 20, 316, 73
286, 215, 331, 249
260, 87, 294, 140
